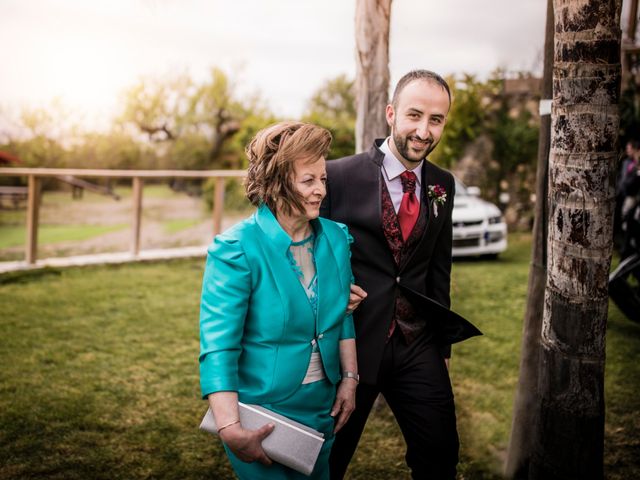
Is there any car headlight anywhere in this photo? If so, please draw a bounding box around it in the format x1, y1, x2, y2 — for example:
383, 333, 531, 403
488, 215, 503, 225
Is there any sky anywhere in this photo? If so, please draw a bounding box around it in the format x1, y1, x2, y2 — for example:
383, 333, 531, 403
0, 0, 548, 131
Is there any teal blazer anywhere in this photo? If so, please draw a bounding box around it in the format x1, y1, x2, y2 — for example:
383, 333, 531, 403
199, 204, 355, 403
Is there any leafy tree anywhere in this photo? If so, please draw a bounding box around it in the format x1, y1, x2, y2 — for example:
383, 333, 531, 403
303, 74, 356, 159
306, 74, 356, 122
0, 101, 162, 184
0, 102, 74, 187
202, 105, 279, 210
70, 129, 157, 171
224, 101, 280, 169
119, 73, 192, 142
489, 98, 539, 204
118, 68, 251, 170
427, 73, 539, 222
430, 74, 495, 168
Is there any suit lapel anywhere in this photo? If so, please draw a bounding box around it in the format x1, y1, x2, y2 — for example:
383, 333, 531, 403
356, 147, 385, 235
421, 161, 433, 232
422, 161, 450, 227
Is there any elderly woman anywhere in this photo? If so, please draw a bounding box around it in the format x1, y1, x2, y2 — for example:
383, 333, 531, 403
199, 122, 364, 479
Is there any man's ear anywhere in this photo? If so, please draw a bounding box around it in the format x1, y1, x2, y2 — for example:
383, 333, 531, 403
385, 104, 395, 127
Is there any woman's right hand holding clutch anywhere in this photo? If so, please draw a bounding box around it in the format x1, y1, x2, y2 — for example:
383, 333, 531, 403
210, 391, 275, 465
219, 422, 275, 465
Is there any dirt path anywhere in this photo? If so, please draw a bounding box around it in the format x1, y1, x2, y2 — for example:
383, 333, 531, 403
0, 187, 249, 260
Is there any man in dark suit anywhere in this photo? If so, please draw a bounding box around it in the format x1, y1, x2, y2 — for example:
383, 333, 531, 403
322, 70, 470, 479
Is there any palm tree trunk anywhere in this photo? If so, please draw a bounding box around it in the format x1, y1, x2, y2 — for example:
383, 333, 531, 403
354, 0, 392, 154
529, 1, 622, 478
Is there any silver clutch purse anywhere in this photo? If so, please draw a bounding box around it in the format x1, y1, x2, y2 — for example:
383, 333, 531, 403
200, 403, 325, 476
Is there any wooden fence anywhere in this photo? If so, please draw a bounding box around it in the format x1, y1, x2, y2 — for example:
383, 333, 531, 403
0, 168, 246, 265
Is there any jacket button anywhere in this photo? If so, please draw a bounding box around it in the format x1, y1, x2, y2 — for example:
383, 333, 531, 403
318, 333, 324, 339
396, 276, 401, 284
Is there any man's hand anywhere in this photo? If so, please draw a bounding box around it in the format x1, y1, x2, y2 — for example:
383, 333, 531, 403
331, 379, 357, 433
219, 423, 275, 465
347, 284, 367, 313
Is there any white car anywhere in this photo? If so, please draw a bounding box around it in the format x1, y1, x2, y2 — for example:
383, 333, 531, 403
451, 178, 507, 258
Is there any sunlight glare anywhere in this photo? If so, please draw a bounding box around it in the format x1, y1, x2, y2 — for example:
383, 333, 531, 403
38, 36, 136, 115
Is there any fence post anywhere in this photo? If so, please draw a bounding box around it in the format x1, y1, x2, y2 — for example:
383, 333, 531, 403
213, 177, 225, 236
131, 177, 143, 255
25, 175, 41, 264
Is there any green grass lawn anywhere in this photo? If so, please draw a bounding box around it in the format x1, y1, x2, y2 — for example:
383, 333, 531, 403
0, 224, 128, 249
162, 218, 203, 235
38, 184, 177, 202
0, 235, 637, 479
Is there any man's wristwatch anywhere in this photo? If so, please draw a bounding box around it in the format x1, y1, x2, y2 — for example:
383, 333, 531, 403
342, 371, 359, 383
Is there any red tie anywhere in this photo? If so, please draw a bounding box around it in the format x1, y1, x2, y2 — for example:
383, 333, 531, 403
398, 171, 419, 241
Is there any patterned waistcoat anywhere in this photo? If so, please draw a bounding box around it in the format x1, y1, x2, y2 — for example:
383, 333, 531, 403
380, 178, 431, 344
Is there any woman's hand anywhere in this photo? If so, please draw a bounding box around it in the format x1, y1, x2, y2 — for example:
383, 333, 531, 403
347, 284, 367, 313
330, 378, 357, 433
209, 391, 274, 465
218, 422, 275, 465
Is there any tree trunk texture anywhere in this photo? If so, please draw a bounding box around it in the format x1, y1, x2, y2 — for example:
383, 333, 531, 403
354, 0, 391, 154
530, 1, 622, 479
505, 1, 554, 477
621, 0, 638, 88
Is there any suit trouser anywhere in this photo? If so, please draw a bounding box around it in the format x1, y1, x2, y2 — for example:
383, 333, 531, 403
329, 330, 459, 479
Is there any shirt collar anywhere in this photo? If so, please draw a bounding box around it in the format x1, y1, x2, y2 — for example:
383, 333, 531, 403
379, 137, 423, 184
254, 203, 324, 254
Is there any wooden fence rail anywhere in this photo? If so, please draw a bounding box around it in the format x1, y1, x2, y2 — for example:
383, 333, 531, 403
0, 168, 246, 265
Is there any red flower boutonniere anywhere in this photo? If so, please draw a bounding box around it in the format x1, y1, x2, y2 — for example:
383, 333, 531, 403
427, 184, 447, 218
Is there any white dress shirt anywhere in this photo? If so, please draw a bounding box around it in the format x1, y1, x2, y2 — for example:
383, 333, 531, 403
379, 137, 423, 213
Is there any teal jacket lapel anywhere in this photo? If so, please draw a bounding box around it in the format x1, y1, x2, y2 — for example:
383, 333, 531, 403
313, 222, 344, 334
254, 204, 346, 335
254, 205, 316, 322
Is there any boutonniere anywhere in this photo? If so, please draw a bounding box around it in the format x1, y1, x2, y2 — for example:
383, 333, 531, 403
427, 184, 447, 218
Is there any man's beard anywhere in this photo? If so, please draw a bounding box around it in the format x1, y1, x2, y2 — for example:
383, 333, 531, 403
392, 130, 438, 164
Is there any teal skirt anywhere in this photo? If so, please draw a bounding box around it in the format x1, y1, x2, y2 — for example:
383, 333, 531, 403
224, 378, 336, 480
